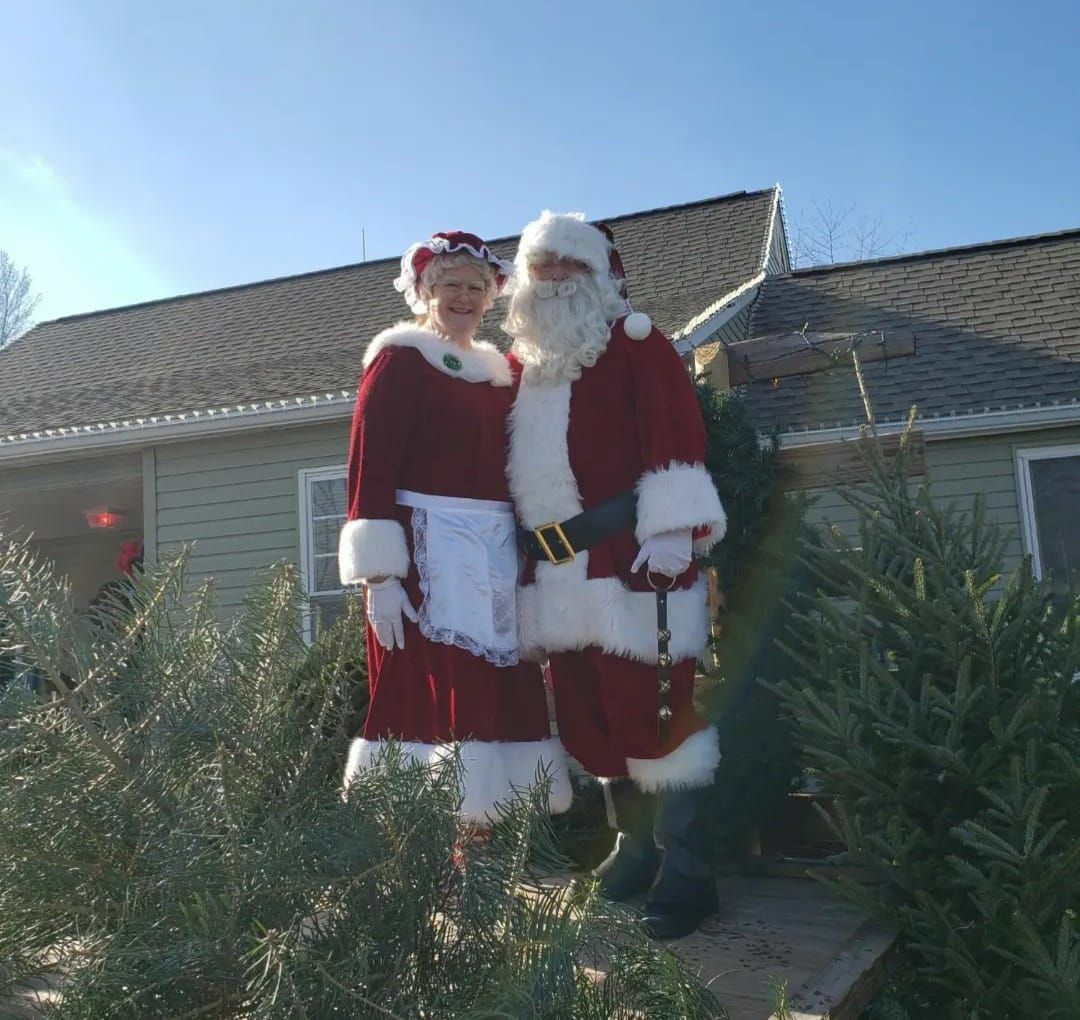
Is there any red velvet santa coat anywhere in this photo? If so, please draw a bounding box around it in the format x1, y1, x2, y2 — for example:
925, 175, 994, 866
507, 316, 725, 789
337, 323, 571, 822
506, 317, 726, 667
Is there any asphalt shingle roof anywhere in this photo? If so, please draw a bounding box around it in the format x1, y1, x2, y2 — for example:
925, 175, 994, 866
742, 229, 1080, 433
0, 189, 776, 435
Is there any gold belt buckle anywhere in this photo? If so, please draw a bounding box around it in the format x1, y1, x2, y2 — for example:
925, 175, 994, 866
534, 521, 575, 565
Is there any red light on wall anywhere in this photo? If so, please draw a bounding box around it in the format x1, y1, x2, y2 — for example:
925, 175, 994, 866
85, 509, 125, 529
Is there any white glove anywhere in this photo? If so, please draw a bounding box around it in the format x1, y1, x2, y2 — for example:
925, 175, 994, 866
365, 577, 419, 650
631, 527, 694, 578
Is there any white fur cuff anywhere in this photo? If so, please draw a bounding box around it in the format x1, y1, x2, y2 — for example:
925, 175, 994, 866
635, 462, 726, 551
627, 727, 720, 793
338, 518, 410, 585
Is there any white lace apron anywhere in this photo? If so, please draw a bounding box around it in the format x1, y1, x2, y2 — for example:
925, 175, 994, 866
396, 489, 519, 667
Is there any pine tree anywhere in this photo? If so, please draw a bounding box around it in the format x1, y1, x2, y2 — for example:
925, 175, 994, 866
0, 539, 722, 1019
772, 365, 1080, 1019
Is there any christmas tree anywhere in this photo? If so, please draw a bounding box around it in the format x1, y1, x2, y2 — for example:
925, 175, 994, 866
774, 364, 1080, 1019
0, 541, 721, 1019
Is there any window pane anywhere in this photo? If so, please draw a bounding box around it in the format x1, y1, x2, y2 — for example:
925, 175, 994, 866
311, 476, 346, 519
313, 554, 342, 594
313, 517, 344, 556
1030, 454, 1080, 605
311, 594, 348, 636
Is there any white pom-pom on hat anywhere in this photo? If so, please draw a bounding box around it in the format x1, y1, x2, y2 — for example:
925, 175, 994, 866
623, 311, 653, 341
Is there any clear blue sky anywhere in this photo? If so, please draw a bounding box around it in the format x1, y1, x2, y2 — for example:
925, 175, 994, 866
3, 0, 1078, 322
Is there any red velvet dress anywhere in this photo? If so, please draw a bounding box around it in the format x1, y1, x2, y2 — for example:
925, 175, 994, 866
338, 323, 570, 822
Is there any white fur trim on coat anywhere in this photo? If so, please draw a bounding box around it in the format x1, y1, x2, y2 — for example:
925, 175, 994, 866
635, 462, 727, 554
363, 322, 511, 387
338, 518, 410, 585
515, 211, 611, 279
507, 380, 583, 528
508, 380, 710, 664
344, 737, 571, 824
517, 568, 709, 664
627, 727, 720, 793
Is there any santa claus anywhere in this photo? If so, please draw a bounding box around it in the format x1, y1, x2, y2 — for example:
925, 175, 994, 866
504, 211, 726, 938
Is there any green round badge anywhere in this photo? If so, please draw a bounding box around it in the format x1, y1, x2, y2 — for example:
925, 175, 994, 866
443, 353, 462, 371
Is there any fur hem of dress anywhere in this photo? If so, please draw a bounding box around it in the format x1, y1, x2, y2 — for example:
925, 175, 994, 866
518, 568, 709, 664
626, 727, 720, 792
635, 461, 727, 553
363, 322, 512, 386
343, 736, 572, 823
338, 518, 410, 584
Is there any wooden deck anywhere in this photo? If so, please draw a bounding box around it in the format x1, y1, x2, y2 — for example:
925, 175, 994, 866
670, 875, 894, 1020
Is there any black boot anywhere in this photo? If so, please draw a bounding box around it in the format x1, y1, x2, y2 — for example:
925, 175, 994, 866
592, 778, 660, 902
640, 785, 718, 939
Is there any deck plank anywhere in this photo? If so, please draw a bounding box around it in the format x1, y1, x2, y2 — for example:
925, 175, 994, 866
666, 875, 894, 1019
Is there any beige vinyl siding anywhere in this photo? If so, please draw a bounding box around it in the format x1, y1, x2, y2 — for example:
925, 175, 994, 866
800, 485, 861, 540
795, 424, 1080, 578
926, 426, 1080, 577
153, 420, 351, 614
150, 417, 1080, 616
0, 451, 142, 493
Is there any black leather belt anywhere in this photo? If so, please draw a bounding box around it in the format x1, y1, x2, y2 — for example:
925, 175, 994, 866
517, 492, 637, 565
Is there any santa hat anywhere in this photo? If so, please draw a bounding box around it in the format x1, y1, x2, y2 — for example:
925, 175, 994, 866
515, 211, 652, 340
515, 211, 613, 280
393, 231, 513, 315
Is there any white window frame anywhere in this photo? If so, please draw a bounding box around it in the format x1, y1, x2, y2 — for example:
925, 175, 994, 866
1014, 442, 1080, 581
297, 464, 349, 643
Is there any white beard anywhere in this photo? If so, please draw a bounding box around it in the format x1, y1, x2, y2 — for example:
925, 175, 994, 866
504, 273, 627, 384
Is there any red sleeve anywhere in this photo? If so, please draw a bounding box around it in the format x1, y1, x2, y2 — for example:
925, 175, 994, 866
337, 348, 419, 583
621, 320, 727, 551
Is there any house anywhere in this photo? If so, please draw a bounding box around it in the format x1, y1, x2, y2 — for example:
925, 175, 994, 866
737, 228, 1080, 605
1, 186, 1076, 632
0, 188, 786, 634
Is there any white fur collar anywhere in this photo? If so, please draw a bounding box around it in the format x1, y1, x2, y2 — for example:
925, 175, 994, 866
363, 322, 511, 386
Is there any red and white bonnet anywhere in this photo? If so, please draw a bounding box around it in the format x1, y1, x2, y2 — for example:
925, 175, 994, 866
393, 231, 513, 315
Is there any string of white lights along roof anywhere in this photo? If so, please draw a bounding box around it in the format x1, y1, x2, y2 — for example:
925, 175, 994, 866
0, 390, 358, 447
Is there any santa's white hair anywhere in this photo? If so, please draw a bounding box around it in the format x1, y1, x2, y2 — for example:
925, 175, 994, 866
504, 269, 628, 383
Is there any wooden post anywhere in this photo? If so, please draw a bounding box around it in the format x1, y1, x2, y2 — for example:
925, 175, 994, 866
723, 328, 916, 386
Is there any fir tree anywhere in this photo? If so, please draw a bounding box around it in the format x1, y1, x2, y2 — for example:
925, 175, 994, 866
0, 539, 722, 1019
773, 362, 1080, 1019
